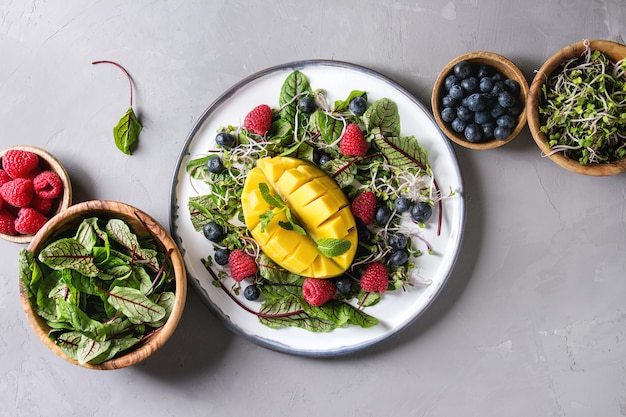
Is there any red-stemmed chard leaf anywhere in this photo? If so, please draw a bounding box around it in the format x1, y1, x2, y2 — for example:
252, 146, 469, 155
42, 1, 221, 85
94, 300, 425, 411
38, 238, 99, 277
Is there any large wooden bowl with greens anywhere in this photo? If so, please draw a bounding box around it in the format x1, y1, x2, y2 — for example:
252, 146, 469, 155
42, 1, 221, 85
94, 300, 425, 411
527, 40, 626, 176
18, 200, 186, 369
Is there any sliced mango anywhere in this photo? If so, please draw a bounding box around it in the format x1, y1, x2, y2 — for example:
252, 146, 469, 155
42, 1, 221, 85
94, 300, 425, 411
241, 156, 357, 278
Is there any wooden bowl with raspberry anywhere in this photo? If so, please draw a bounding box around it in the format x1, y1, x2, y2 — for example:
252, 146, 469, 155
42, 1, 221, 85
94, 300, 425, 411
0, 146, 72, 244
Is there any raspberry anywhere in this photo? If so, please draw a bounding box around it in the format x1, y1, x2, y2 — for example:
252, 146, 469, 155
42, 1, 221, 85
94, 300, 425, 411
2, 149, 39, 179
33, 170, 63, 199
15, 207, 48, 235
302, 277, 336, 306
243, 104, 273, 136
0, 209, 17, 235
228, 249, 258, 282
0, 170, 11, 187
351, 191, 376, 225
0, 178, 34, 208
359, 262, 389, 293
30, 196, 54, 215
339, 123, 368, 156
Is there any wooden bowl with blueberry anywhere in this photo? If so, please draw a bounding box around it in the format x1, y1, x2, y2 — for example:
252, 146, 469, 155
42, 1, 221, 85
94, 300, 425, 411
431, 51, 530, 149
0, 146, 72, 244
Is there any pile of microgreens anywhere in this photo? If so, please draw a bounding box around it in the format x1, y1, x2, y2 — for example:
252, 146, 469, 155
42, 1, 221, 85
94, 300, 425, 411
539, 39, 626, 164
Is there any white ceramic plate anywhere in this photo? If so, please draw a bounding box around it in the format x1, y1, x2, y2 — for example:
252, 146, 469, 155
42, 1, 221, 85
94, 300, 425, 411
170, 60, 465, 356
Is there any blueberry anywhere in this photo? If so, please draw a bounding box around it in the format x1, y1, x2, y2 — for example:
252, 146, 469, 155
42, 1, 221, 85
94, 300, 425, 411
206, 156, 224, 173
497, 91, 516, 108
389, 250, 409, 266
349, 96, 367, 115
375, 206, 391, 225
456, 106, 473, 122
491, 72, 504, 82
318, 154, 331, 166
411, 201, 433, 223
441, 95, 460, 108
444, 74, 459, 91
494, 126, 512, 140
335, 276, 353, 294
474, 111, 490, 125
451, 118, 467, 133
203, 221, 224, 242
356, 220, 372, 244
388, 233, 408, 251
497, 114, 516, 129
394, 197, 412, 213
479, 76, 494, 93
244, 284, 261, 301
503, 79, 520, 96
448, 84, 464, 100
481, 121, 497, 139
490, 104, 506, 119
453, 61, 473, 79
507, 104, 523, 117
214, 248, 230, 265
441, 107, 456, 123
215, 132, 236, 149
298, 96, 317, 114
312, 149, 322, 164
491, 81, 505, 95
460, 77, 479, 93
465, 93, 488, 112
464, 123, 484, 143
477, 65, 493, 78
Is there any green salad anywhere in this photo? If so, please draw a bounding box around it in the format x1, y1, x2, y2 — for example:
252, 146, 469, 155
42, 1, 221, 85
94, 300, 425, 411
186, 70, 451, 333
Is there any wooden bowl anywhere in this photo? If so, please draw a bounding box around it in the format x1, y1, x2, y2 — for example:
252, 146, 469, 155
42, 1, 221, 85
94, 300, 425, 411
0, 146, 72, 243
432, 51, 529, 149
20, 200, 187, 369
527, 40, 626, 176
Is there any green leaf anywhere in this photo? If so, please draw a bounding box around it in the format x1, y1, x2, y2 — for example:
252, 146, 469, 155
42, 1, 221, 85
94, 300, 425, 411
258, 182, 285, 208
363, 98, 400, 137
334, 90, 366, 113
316, 238, 351, 258
113, 107, 142, 155
107, 286, 166, 324
279, 71, 312, 129
74, 217, 102, 252
321, 158, 356, 188
38, 238, 99, 277
370, 128, 430, 172
316, 112, 344, 144
106, 219, 160, 272
57, 331, 111, 365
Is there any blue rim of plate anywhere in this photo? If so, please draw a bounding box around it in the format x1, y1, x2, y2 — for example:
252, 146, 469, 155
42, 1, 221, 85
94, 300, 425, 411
169, 59, 466, 357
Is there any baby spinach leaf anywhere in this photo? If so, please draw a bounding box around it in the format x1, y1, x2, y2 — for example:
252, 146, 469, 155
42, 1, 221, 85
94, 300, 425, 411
113, 107, 142, 155
38, 238, 99, 277
279, 71, 311, 130
363, 98, 400, 137
107, 286, 166, 324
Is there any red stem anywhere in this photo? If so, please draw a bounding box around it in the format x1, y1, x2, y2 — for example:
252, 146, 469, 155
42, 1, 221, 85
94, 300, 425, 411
92, 60, 134, 107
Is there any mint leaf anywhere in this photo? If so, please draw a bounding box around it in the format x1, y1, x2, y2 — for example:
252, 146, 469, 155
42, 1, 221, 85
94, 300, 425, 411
283, 208, 306, 235
113, 107, 142, 155
258, 182, 285, 208
316, 238, 351, 258
259, 208, 273, 232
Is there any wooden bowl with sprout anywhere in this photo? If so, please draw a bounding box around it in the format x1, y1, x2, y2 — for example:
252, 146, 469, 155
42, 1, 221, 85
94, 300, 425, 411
432, 51, 529, 150
19, 200, 187, 369
527, 39, 626, 176
0, 146, 72, 244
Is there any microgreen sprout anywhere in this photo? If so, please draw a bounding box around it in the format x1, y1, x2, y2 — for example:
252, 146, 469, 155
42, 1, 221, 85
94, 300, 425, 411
539, 40, 626, 164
